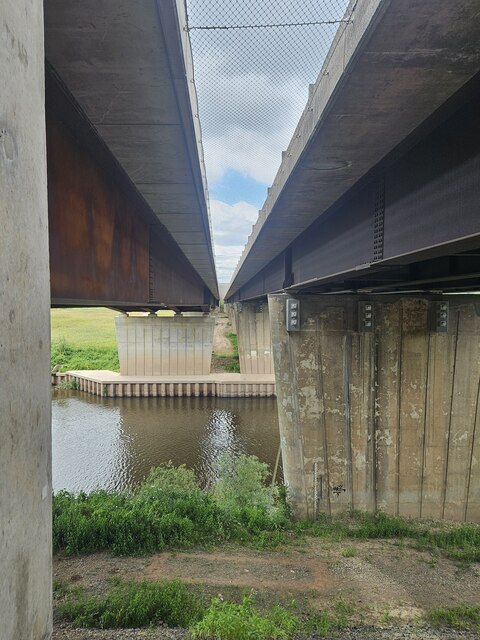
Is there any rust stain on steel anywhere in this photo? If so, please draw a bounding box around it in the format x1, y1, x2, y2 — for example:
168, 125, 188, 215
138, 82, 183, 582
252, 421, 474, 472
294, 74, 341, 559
47, 116, 150, 304
46, 101, 209, 308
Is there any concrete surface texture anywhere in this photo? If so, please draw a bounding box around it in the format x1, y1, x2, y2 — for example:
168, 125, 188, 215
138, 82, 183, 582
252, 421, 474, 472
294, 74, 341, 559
227, 0, 480, 298
268, 294, 480, 522
235, 301, 274, 374
115, 315, 215, 376
44, 0, 217, 297
0, 1, 52, 638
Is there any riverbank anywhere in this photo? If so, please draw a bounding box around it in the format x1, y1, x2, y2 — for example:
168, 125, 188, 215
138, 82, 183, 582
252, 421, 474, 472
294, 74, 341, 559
51, 460, 480, 639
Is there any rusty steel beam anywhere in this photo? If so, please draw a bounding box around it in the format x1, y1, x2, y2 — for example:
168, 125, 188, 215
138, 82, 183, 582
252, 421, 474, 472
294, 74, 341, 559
46, 65, 215, 310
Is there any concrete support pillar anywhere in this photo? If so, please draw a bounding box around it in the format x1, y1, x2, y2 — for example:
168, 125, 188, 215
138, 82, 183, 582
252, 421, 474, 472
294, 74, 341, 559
115, 314, 215, 375
269, 294, 480, 522
225, 302, 237, 334
236, 301, 274, 374
0, 2, 52, 638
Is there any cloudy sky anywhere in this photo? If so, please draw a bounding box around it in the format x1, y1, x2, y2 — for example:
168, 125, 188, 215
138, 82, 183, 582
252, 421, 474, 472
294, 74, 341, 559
186, 0, 350, 283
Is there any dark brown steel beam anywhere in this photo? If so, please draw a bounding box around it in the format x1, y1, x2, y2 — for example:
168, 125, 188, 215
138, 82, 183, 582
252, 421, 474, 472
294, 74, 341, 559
46, 64, 216, 310
227, 72, 480, 302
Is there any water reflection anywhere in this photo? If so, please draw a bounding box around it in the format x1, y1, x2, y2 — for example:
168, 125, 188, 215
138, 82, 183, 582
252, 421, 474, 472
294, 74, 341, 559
52, 390, 280, 493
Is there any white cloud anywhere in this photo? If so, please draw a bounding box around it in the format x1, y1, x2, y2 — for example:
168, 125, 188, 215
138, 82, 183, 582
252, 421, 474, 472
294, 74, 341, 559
210, 200, 259, 281
187, 0, 351, 283
204, 124, 293, 186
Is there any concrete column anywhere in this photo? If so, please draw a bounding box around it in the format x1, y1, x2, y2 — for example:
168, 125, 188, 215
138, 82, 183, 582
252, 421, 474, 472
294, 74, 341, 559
0, 2, 52, 638
236, 301, 274, 374
268, 293, 480, 522
115, 314, 215, 375
225, 302, 238, 334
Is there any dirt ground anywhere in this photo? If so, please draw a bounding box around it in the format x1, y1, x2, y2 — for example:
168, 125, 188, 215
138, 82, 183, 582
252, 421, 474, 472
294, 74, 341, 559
212, 314, 232, 356
211, 312, 239, 373
53, 538, 480, 639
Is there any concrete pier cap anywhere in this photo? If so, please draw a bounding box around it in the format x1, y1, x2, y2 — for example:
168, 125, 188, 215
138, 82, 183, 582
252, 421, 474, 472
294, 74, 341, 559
115, 313, 215, 376
268, 292, 480, 522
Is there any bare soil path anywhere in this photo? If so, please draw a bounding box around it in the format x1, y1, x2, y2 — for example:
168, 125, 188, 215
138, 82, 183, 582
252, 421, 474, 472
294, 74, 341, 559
212, 314, 232, 356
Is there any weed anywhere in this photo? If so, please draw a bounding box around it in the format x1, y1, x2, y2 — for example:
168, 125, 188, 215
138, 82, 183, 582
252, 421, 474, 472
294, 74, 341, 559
53, 458, 289, 555
299, 511, 480, 564
428, 605, 480, 632
212, 332, 240, 372
53, 485, 226, 555
57, 578, 205, 628
335, 596, 353, 629
303, 610, 334, 637
226, 332, 238, 357
55, 379, 79, 391
141, 461, 200, 492
222, 360, 241, 373
190, 595, 298, 640
51, 341, 119, 372
52, 460, 480, 561
53, 579, 70, 598
379, 607, 392, 625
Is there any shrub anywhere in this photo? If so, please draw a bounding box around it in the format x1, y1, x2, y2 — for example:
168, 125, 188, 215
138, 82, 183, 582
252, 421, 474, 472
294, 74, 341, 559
58, 579, 205, 628
190, 595, 298, 640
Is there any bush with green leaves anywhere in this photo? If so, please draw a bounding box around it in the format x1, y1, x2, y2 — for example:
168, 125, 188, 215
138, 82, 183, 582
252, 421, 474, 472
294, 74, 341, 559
191, 595, 299, 640
52, 459, 480, 561
53, 464, 227, 555
57, 578, 205, 628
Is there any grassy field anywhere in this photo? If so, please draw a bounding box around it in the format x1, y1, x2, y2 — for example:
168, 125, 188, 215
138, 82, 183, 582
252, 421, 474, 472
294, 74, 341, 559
51, 308, 118, 349
51, 308, 119, 371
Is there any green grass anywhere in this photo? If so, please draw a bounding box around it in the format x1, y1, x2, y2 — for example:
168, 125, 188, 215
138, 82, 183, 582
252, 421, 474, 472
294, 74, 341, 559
428, 605, 480, 632
51, 340, 119, 372
52, 459, 480, 563
227, 332, 238, 357
300, 511, 480, 563
53, 457, 290, 556
56, 578, 205, 629
191, 595, 298, 640
51, 308, 118, 349
55, 578, 353, 638
212, 331, 240, 373
51, 308, 119, 371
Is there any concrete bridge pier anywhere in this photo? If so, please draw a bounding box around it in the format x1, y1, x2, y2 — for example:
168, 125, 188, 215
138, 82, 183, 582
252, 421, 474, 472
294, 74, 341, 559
1, 1, 52, 637
115, 313, 215, 376
268, 293, 480, 522
235, 301, 274, 374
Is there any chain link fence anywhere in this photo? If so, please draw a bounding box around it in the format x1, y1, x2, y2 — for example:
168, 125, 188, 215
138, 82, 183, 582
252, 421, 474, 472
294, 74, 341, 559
185, 0, 352, 189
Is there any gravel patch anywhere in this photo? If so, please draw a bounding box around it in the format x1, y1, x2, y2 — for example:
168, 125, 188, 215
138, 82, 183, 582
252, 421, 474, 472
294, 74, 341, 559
52, 625, 480, 640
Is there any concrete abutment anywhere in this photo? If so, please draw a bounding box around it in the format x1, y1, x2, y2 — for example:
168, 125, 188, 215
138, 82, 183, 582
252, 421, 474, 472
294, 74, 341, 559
0, 1, 52, 637
268, 293, 480, 522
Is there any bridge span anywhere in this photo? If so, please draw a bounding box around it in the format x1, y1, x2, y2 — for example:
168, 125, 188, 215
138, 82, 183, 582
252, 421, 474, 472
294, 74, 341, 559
225, 0, 480, 522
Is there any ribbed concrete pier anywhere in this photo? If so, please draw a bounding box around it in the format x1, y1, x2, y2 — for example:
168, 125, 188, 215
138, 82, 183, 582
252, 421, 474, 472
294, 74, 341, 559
269, 293, 480, 523
115, 314, 215, 376
235, 301, 274, 374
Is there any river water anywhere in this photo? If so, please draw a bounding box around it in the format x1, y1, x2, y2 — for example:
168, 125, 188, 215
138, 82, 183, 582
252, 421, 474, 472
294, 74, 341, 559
52, 390, 280, 493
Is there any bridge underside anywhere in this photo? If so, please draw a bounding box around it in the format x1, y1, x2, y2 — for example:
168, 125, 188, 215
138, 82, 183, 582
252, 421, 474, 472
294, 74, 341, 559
47, 67, 214, 312
227, 73, 480, 304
